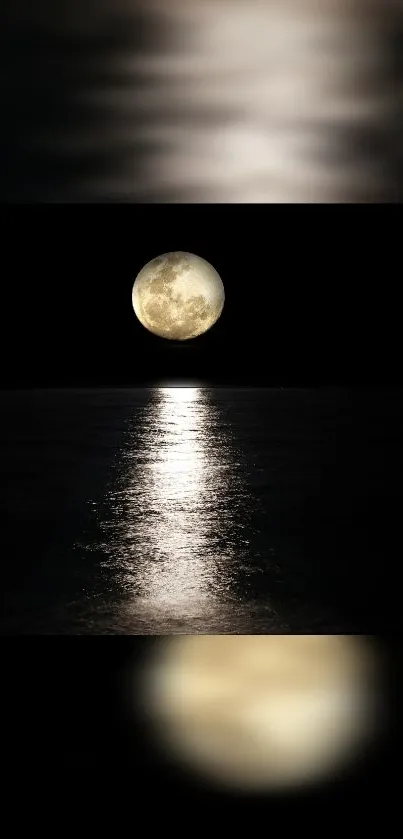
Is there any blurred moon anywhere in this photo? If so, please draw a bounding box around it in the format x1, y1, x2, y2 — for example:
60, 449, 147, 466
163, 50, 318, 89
143, 635, 380, 793
132, 251, 225, 340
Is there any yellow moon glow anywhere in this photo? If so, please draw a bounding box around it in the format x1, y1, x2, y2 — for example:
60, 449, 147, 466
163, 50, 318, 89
132, 251, 225, 340
142, 635, 380, 793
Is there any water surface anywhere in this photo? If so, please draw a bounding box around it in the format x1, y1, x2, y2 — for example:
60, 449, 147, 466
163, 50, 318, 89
1, 387, 399, 633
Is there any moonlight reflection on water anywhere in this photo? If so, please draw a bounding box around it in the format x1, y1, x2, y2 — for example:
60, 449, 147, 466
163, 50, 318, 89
2, 386, 397, 634
91, 387, 281, 633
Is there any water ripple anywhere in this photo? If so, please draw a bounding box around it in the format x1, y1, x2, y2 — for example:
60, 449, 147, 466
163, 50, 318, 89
77, 387, 282, 632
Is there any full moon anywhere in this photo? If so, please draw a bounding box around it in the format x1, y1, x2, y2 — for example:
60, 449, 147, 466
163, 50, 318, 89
141, 635, 381, 793
132, 251, 225, 340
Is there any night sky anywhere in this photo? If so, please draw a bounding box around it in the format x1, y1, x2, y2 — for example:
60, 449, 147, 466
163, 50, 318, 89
2, 205, 401, 389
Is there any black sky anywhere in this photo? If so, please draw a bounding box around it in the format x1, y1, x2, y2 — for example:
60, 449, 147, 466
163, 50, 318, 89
2, 204, 400, 389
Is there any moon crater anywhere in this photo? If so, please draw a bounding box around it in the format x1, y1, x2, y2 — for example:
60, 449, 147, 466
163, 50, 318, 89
132, 251, 225, 340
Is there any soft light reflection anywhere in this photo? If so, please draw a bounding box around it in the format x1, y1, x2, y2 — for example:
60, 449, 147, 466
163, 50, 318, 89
158, 386, 200, 402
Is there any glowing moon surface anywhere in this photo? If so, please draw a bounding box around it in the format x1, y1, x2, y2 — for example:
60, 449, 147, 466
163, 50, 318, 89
132, 251, 225, 340
142, 635, 380, 793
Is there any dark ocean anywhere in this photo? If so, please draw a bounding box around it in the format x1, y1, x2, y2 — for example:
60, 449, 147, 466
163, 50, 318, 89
1, 387, 401, 634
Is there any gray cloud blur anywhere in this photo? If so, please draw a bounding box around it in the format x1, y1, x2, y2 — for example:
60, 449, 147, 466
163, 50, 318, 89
125, 0, 397, 202
2, 0, 402, 201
